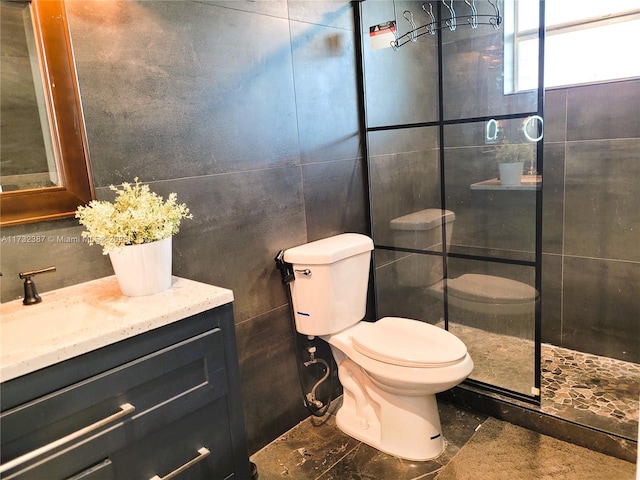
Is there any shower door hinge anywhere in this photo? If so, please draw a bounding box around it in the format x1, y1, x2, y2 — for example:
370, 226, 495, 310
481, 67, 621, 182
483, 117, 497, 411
531, 387, 540, 396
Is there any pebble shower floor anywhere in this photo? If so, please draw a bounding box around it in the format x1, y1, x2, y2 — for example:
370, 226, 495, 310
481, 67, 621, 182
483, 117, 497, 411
540, 344, 639, 438
452, 323, 639, 439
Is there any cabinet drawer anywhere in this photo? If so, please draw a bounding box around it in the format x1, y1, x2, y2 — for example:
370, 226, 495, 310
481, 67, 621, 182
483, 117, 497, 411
5, 398, 234, 480
1, 329, 225, 478
111, 397, 234, 480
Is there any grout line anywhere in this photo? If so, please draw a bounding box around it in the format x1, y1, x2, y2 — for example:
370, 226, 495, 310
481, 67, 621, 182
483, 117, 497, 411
413, 468, 443, 480
314, 442, 363, 480
426, 419, 490, 480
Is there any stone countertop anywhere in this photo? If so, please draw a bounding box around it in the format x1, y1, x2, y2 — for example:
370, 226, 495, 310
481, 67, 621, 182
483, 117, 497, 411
0, 276, 234, 382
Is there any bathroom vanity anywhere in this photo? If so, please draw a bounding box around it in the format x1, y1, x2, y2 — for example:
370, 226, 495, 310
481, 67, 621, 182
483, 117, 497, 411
0, 276, 252, 480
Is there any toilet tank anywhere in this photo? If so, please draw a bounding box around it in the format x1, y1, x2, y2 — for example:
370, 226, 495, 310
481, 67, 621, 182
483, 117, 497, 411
390, 209, 455, 250
390, 209, 455, 287
283, 234, 373, 336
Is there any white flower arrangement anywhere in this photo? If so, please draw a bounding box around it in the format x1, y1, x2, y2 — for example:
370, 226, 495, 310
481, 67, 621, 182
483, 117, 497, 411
76, 178, 192, 254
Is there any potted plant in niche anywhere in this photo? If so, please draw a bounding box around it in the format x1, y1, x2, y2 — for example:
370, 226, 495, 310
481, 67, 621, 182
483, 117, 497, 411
493, 141, 534, 185
76, 178, 192, 296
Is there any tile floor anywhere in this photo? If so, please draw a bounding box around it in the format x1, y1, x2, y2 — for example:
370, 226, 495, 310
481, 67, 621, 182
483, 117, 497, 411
452, 323, 640, 439
252, 323, 639, 478
251, 401, 487, 480
251, 400, 637, 480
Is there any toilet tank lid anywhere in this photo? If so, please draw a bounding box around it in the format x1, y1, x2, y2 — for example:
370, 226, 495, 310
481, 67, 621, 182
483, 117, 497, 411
390, 209, 455, 231
284, 233, 374, 265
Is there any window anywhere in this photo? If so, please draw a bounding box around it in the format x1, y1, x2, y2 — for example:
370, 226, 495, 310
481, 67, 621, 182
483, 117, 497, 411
505, 0, 640, 92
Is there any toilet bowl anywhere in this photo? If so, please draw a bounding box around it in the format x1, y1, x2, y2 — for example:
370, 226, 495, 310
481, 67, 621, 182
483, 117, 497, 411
284, 234, 473, 461
325, 317, 473, 461
390, 209, 538, 315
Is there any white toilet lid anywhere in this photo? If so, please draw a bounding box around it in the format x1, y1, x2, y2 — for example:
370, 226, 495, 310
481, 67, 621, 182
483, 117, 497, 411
351, 317, 467, 367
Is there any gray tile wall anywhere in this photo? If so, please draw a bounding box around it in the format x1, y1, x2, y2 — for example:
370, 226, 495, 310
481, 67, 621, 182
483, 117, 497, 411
0, 0, 366, 454
542, 79, 640, 363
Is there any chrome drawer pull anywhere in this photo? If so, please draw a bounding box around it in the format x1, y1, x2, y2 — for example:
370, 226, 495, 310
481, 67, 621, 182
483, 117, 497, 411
0, 403, 135, 474
149, 447, 210, 480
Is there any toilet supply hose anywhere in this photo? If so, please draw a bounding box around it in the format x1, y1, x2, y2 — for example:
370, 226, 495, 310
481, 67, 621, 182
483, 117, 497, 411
304, 347, 331, 409
275, 251, 334, 417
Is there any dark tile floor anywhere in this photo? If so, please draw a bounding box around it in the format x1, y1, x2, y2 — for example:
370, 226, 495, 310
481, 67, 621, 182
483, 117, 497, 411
251, 400, 637, 480
251, 400, 487, 480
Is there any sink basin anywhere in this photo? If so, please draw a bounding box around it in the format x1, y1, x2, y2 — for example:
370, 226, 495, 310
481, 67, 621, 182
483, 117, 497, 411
1, 302, 111, 351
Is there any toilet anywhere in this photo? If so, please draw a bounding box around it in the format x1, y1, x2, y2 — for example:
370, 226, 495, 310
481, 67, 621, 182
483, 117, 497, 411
284, 234, 473, 461
390, 208, 538, 315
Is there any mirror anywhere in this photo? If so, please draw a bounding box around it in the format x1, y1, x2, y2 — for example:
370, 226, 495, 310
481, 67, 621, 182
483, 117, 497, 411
1, 1, 58, 192
0, 0, 94, 226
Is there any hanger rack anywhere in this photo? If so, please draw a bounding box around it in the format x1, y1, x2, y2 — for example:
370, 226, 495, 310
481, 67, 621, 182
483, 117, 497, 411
391, 0, 502, 50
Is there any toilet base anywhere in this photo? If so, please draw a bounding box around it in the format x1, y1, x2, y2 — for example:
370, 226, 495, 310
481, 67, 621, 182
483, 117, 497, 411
335, 359, 445, 461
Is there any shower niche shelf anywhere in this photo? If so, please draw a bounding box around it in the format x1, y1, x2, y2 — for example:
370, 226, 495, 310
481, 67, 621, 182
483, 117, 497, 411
470, 175, 541, 191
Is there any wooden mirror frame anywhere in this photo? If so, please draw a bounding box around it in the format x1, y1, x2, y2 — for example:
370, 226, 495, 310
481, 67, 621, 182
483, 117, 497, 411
0, 0, 94, 226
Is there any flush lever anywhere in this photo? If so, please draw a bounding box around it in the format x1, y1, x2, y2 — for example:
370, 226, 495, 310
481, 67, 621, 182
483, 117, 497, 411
295, 269, 312, 277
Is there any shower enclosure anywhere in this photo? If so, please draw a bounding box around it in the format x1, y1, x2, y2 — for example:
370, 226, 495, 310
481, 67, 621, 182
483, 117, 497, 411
358, 0, 544, 401
356, 0, 639, 444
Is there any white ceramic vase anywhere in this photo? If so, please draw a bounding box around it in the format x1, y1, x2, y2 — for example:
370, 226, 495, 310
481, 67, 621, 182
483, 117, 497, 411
498, 162, 524, 186
108, 236, 172, 296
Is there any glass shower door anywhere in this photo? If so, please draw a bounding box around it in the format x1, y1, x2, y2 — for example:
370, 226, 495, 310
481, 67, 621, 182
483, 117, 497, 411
359, 0, 545, 401
438, 0, 544, 399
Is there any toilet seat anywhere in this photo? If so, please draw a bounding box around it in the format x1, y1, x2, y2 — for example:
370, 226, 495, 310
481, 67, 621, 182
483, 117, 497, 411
446, 274, 537, 304
326, 320, 474, 396
351, 317, 467, 368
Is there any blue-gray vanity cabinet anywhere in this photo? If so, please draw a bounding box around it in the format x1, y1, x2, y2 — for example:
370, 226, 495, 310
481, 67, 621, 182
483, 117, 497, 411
0, 303, 252, 480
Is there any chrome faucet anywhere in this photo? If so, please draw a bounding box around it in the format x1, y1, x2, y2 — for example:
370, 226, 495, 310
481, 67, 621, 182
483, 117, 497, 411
19, 266, 56, 305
